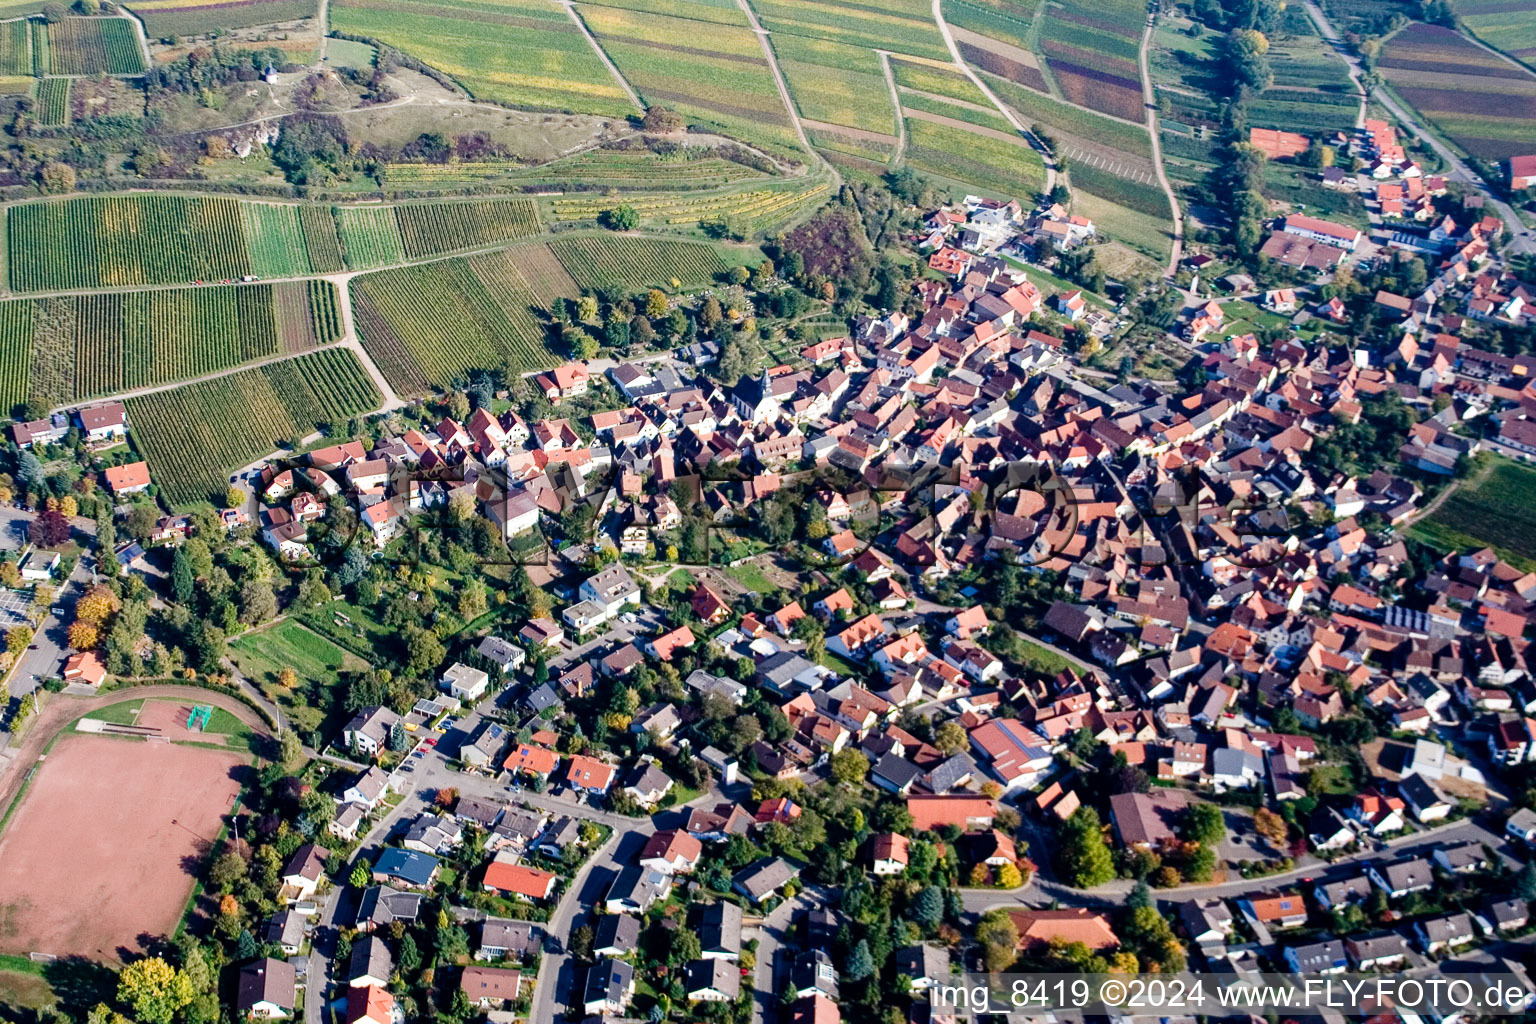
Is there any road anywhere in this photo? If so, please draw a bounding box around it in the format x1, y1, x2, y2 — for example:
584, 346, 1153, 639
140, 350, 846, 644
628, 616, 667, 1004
553, 0, 644, 111
1302, 0, 1533, 254
1138, 14, 1184, 276
957, 816, 1508, 914
931, 0, 1058, 194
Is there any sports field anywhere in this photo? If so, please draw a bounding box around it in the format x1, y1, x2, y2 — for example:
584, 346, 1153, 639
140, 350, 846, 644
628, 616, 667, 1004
0, 732, 245, 961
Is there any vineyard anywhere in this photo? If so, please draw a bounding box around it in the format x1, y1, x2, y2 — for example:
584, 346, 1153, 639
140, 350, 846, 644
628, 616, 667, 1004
1380, 24, 1536, 160
334, 206, 404, 270
329, 0, 635, 116
394, 198, 540, 258
581, 1, 803, 159
123, 0, 318, 39
903, 116, 1045, 199
438, 150, 769, 190
242, 202, 346, 277
34, 76, 68, 125
548, 182, 828, 232
47, 16, 145, 75
0, 18, 29, 75
29, 18, 45, 73
8, 195, 252, 291
771, 31, 898, 136
549, 235, 729, 291
351, 248, 562, 394
127, 348, 382, 505
0, 282, 343, 410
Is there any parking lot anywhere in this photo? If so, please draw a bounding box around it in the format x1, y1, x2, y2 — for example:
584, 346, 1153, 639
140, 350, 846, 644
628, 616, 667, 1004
0, 589, 33, 631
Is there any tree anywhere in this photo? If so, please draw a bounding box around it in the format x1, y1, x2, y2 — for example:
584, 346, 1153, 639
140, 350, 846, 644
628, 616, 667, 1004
279, 729, 302, 767
1182, 803, 1227, 847
996, 861, 1023, 888
976, 909, 1020, 972
1512, 860, 1536, 904
1253, 807, 1287, 844
1127, 880, 1152, 910
117, 957, 194, 1024
1056, 806, 1115, 888
349, 861, 372, 888
29, 508, 71, 548
239, 578, 277, 626
399, 933, 421, 973
934, 720, 967, 755
39, 161, 75, 195
68, 621, 98, 650
642, 105, 684, 133
6, 626, 32, 655
847, 939, 874, 980
171, 547, 196, 605
576, 295, 599, 323
602, 205, 639, 231
911, 885, 944, 931
670, 928, 702, 965
829, 748, 869, 785
645, 289, 669, 316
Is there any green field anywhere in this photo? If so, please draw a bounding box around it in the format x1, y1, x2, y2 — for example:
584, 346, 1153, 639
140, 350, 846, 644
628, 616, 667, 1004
983, 71, 1153, 158
47, 17, 144, 75
335, 205, 405, 270
241, 202, 346, 277
330, 0, 635, 115
8, 195, 254, 291
1410, 456, 1536, 569
940, 0, 1040, 53
752, 0, 948, 59
903, 114, 1045, 200
390, 148, 769, 191
33, 76, 67, 126
771, 33, 896, 134
892, 56, 994, 107
0, 282, 342, 411
230, 620, 370, 736
581, 0, 802, 157
550, 234, 731, 291
545, 179, 830, 234
125, 348, 382, 504
1448, 0, 1536, 65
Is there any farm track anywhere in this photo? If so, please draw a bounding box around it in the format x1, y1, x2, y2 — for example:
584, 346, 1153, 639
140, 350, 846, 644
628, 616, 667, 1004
931, 0, 1056, 194
1138, 13, 1182, 276
878, 50, 907, 166
554, 0, 644, 111
734, 0, 815, 158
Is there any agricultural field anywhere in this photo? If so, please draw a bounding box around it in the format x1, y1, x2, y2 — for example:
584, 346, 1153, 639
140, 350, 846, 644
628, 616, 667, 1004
752, 0, 948, 59
806, 128, 897, 172
241, 202, 345, 277
33, 76, 68, 126
394, 198, 540, 258
385, 149, 770, 191
329, 0, 635, 116
0, 281, 342, 410
1411, 456, 1536, 569
4, 194, 310, 291
0, 17, 29, 74
352, 248, 558, 393
902, 114, 1045, 199
547, 181, 829, 233
46, 17, 145, 75
1379, 24, 1536, 161
126, 0, 318, 38
771, 33, 896, 135
28, 17, 43, 72
334, 205, 405, 270
1457, 0, 1536, 66
1036, 0, 1145, 121
941, 0, 1039, 53
126, 348, 382, 504
900, 90, 1013, 133
892, 56, 992, 107
984, 71, 1151, 156
1072, 189, 1171, 263
550, 234, 733, 291
579, 0, 802, 157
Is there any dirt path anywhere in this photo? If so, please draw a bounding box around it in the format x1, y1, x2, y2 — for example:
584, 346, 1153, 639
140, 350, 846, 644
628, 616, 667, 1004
1138, 14, 1184, 277
901, 106, 1038, 146
0, 685, 270, 824
930, 0, 1056, 194
330, 274, 406, 412
734, 0, 815, 158
796, 118, 899, 147
553, 0, 644, 111
878, 50, 907, 165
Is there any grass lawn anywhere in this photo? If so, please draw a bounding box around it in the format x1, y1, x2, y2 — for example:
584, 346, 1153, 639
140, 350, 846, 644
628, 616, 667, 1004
1016, 637, 1074, 675
83, 698, 142, 726
1410, 455, 1536, 570
1214, 299, 1288, 338
728, 563, 779, 594
0, 967, 53, 1011
231, 617, 371, 735
999, 255, 1113, 308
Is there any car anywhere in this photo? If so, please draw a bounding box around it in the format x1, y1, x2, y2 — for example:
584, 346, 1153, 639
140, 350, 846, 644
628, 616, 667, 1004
423, 738, 437, 747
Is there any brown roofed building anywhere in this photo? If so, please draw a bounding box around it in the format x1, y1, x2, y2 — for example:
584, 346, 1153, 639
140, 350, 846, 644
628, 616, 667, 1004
1008, 908, 1120, 951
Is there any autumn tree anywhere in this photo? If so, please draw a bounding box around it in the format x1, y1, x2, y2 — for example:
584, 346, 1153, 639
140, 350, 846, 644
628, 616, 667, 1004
117, 957, 194, 1024
29, 508, 71, 548
68, 622, 98, 650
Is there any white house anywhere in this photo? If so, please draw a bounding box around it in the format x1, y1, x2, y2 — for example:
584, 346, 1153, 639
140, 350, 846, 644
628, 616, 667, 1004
441, 662, 491, 702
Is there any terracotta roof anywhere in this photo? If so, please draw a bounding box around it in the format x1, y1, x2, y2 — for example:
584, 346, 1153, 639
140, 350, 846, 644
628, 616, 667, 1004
1008, 908, 1119, 950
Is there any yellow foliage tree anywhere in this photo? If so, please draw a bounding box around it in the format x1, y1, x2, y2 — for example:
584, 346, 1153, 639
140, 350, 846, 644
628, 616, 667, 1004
68, 622, 98, 650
